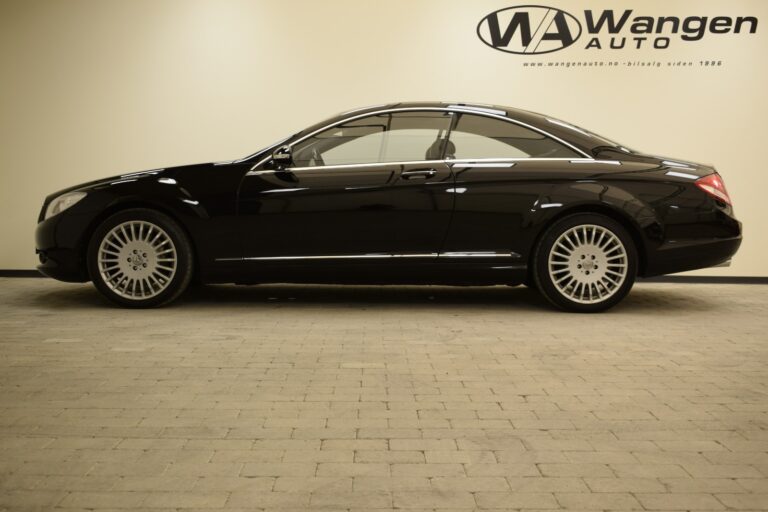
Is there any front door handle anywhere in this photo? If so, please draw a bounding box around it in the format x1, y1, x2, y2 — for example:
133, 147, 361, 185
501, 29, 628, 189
401, 169, 437, 180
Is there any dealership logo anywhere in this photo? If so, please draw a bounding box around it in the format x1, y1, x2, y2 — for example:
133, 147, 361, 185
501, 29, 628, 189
477, 5, 581, 54
477, 6, 758, 54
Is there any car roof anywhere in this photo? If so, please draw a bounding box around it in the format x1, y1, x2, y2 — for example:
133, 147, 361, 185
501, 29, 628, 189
296, 102, 623, 156
335, 101, 544, 125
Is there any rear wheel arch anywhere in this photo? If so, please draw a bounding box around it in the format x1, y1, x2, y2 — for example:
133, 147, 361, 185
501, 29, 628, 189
528, 204, 648, 278
532, 212, 638, 312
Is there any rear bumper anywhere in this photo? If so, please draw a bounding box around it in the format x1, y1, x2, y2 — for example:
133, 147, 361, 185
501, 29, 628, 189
643, 234, 742, 277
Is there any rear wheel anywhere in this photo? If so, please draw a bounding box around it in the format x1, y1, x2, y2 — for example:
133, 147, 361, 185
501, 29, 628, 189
87, 208, 194, 307
533, 213, 637, 312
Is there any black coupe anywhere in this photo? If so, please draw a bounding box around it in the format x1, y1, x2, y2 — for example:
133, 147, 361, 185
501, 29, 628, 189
35, 102, 741, 311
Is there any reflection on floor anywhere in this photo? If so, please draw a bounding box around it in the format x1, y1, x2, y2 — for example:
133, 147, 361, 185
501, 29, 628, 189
1, 278, 767, 510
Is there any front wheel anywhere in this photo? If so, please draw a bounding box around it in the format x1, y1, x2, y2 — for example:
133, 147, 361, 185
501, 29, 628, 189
533, 213, 637, 312
87, 208, 194, 308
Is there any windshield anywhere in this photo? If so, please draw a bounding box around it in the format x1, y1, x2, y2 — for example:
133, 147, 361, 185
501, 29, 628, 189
234, 134, 297, 163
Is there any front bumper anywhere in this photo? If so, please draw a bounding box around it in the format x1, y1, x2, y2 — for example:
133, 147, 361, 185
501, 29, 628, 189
35, 213, 90, 282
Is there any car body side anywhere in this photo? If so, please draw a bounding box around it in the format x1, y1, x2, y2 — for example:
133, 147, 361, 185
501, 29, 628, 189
35, 103, 742, 286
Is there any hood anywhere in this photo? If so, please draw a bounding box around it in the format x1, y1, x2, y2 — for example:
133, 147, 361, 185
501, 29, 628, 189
42, 165, 206, 203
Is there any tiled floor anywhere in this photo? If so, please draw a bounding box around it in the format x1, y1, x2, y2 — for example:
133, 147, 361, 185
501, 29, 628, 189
0, 277, 767, 511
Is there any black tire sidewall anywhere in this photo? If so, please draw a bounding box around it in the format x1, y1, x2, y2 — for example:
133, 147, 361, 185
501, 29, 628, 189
534, 213, 637, 313
87, 208, 194, 308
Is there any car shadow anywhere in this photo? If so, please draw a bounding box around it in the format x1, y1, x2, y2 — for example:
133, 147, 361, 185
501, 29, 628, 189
16, 280, 722, 314
183, 283, 548, 311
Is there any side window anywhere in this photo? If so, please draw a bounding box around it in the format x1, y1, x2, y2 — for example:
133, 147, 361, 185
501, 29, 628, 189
448, 114, 581, 159
381, 112, 450, 162
292, 112, 451, 167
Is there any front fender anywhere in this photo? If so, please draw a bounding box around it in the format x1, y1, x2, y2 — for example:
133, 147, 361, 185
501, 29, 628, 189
97, 173, 210, 220
44, 176, 208, 272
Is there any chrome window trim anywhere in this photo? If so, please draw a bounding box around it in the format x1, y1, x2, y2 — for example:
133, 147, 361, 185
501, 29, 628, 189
451, 157, 584, 162
449, 157, 589, 169
447, 104, 507, 116
249, 157, 592, 176
248, 159, 445, 175
290, 159, 445, 172
247, 107, 592, 174
451, 163, 516, 169
249, 158, 600, 176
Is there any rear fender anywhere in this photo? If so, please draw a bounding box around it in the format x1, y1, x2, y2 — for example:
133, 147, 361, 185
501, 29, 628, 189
524, 182, 663, 275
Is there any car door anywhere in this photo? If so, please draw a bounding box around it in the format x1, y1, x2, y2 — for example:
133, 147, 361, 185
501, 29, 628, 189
440, 112, 585, 263
237, 111, 454, 263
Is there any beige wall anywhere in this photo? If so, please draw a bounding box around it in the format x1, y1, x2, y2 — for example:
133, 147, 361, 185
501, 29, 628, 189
1, 0, 766, 275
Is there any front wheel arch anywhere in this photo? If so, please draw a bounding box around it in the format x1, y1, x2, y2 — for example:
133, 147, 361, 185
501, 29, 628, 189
80, 200, 201, 284
86, 208, 195, 307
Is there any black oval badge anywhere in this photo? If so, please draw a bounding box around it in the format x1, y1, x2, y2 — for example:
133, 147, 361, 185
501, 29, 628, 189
477, 5, 582, 55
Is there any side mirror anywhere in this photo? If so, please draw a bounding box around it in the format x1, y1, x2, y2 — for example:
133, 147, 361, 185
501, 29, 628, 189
272, 145, 293, 168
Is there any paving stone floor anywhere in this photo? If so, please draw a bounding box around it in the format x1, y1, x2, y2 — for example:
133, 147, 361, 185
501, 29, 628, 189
0, 277, 767, 511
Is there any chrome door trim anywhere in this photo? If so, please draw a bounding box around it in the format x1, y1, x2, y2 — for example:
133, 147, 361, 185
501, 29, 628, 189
247, 107, 592, 174
439, 251, 521, 258
216, 251, 521, 262
216, 253, 439, 262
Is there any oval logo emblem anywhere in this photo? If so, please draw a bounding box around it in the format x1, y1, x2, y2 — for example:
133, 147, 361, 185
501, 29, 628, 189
477, 5, 582, 55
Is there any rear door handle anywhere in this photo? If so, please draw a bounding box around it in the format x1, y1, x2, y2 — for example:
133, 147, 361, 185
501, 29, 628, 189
401, 169, 437, 180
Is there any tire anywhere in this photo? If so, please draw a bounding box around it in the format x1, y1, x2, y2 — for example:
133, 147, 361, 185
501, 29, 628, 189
533, 213, 637, 313
87, 208, 194, 308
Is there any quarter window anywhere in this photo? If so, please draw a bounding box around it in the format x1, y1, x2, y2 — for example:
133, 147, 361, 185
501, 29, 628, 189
448, 114, 581, 159
292, 112, 451, 167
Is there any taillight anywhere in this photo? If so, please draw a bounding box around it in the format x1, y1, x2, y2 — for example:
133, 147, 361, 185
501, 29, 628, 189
696, 173, 732, 205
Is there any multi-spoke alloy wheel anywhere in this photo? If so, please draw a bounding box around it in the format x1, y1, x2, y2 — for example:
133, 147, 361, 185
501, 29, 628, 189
547, 224, 628, 304
88, 209, 193, 307
534, 214, 637, 312
98, 221, 177, 300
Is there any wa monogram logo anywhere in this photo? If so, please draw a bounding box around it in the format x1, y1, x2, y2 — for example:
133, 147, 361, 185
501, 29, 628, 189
477, 5, 582, 55
477, 5, 759, 54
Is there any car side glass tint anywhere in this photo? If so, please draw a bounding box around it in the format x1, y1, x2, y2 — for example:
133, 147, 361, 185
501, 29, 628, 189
382, 113, 451, 162
449, 114, 581, 159
292, 112, 452, 167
